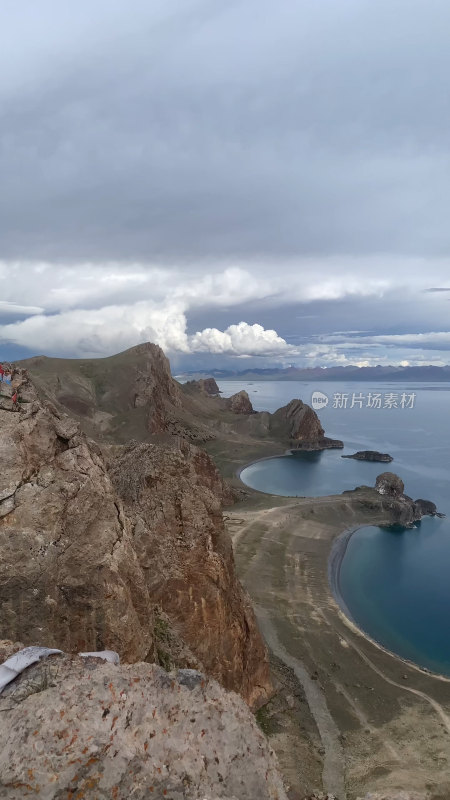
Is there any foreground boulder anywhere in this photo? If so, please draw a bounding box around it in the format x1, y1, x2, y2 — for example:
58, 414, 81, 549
0, 643, 287, 800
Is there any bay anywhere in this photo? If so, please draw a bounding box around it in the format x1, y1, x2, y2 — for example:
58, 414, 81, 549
218, 380, 450, 675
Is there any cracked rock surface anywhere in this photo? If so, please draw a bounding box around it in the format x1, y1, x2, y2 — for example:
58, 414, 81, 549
0, 644, 287, 800
0, 370, 271, 706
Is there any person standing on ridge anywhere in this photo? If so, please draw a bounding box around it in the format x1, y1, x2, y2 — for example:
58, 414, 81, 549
0, 364, 4, 382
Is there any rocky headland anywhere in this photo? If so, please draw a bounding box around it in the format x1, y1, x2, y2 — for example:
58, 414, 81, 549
373, 471, 443, 525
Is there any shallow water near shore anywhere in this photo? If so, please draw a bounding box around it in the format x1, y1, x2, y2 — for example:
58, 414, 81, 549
219, 380, 450, 676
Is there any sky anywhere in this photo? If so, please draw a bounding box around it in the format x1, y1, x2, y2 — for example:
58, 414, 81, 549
1, 0, 450, 371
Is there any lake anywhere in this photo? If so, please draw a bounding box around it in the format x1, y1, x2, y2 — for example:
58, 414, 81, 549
218, 380, 450, 676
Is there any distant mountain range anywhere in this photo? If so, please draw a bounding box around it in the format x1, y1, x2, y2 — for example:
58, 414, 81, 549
177, 365, 450, 382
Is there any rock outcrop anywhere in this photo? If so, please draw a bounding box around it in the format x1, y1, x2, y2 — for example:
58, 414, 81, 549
109, 439, 270, 708
187, 376, 221, 395
375, 472, 441, 526
225, 389, 254, 415
0, 371, 270, 707
414, 498, 440, 517
375, 472, 404, 496
271, 399, 343, 450
342, 450, 393, 462
0, 370, 155, 661
0, 642, 287, 800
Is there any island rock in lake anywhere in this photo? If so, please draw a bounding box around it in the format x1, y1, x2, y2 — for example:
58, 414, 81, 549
343, 450, 393, 463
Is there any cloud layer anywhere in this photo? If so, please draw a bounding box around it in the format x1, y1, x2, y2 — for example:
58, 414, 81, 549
1, 2, 450, 366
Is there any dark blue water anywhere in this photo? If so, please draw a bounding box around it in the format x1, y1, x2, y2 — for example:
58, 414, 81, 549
219, 380, 450, 675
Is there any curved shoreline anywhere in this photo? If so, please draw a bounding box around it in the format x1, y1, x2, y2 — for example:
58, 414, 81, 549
329, 524, 450, 682
237, 456, 450, 682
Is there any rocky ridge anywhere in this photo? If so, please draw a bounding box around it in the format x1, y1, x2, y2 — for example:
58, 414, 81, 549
0, 367, 270, 708
22, 345, 342, 451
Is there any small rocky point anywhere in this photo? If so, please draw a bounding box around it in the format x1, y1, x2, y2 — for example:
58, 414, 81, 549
375, 472, 441, 525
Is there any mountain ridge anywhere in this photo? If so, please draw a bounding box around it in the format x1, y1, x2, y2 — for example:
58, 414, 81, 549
177, 364, 450, 381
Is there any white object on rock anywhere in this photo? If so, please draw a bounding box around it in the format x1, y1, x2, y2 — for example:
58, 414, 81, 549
0, 646, 63, 693
78, 650, 120, 665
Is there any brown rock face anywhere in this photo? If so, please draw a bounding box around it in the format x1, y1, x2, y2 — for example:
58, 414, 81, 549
22, 342, 184, 440
271, 399, 343, 450
129, 343, 182, 432
373, 473, 441, 526
0, 648, 288, 800
187, 376, 220, 395
375, 472, 405, 497
0, 373, 154, 660
0, 372, 270, 707
225, 389, 254, 414
109, 439, 270, 708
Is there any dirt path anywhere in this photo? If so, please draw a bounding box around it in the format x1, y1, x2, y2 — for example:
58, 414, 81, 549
228, 496, 450, 799
256, 605, 346, 799
325, 609, 450, 735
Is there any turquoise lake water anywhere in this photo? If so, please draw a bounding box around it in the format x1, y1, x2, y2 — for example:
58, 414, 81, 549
218, 380, 450, 675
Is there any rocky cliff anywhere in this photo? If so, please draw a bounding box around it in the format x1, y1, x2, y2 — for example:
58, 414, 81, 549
270, 399, 343, 450
186, 376, 221, 395
0, 374, 153, 661
0, 369, 271, 707
225, 389, 254, 415
0, 642, 287, 800
109, 439, 269, 707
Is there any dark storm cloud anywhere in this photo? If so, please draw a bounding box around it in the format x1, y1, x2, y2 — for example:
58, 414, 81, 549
2, 0, 450, 261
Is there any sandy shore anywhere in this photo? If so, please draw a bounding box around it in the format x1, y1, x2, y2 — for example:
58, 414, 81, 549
225, 487, 450, 800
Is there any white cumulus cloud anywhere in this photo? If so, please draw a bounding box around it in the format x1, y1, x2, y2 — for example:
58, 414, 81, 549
190, 322, 292, 356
